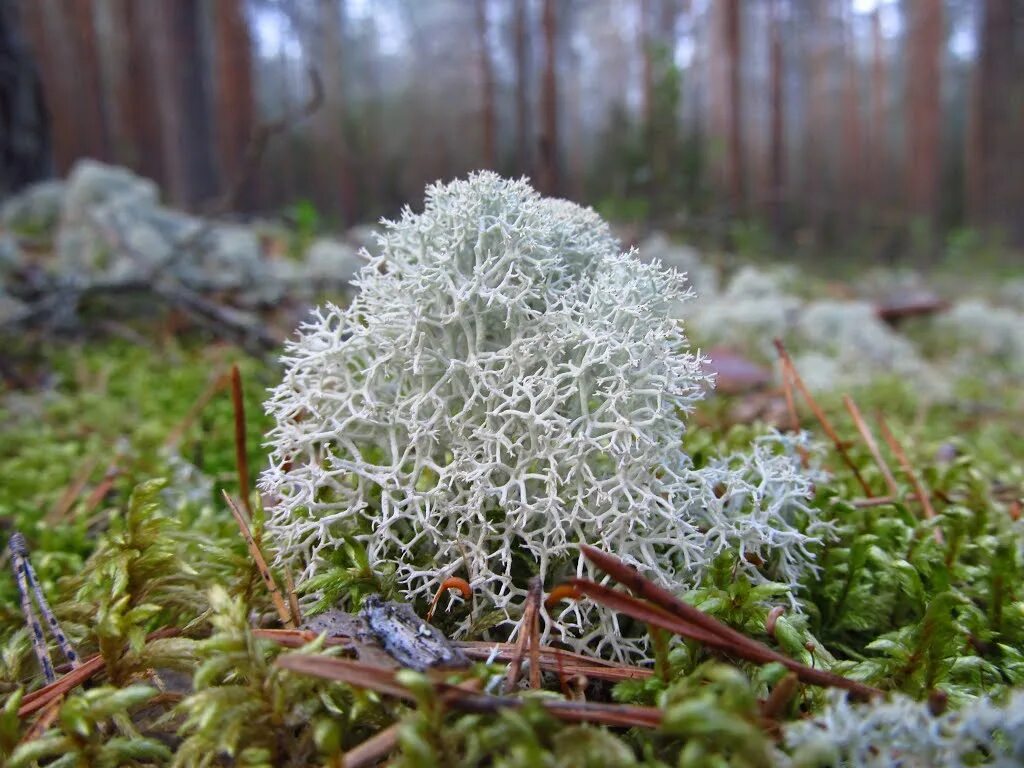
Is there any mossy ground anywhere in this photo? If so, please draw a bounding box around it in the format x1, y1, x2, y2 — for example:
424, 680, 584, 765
0, 320, 1021, 766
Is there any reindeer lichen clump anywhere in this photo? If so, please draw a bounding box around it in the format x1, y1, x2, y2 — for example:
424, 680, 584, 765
261, 173, 826, 658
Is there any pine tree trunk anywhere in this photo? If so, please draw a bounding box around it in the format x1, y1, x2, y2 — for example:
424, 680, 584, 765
906, 0, 942, 223
0, 0, 52, 193
475, 0, 496, 169
869, 8, 887, 216
768, 0, 784, 232
723, 0, 743, 213
513, 0, 531, 173
314, 0, 358, 224
213, 0, 255, 205
538, 0, 560, 196
968, 0, 1024, 242
69, 0, 109, 162
840, 2, 863, 226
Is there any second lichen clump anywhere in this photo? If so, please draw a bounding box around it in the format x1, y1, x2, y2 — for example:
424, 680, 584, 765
261, 173, 824, 658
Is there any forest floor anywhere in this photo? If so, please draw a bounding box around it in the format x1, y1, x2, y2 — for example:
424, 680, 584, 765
0, 241, 1022, 766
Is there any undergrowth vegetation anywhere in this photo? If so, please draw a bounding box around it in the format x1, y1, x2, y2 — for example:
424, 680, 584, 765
0, 324, 1020, 766
0, 176, 1021, 766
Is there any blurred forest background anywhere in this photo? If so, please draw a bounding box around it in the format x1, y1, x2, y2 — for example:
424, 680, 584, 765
2, 0, 1023, 261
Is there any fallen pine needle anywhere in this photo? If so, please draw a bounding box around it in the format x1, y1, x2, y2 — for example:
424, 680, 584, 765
277, 654, 663, 729
230, 365, 253, 518
254, 629, 652, 682
19, 628, 180, 718
843, 395, 899, 497
341, 678, 483, 768
876, 413, 943, 544
223, 490, 294, 627
774, 339, 872, 496
578, 544, 881, 700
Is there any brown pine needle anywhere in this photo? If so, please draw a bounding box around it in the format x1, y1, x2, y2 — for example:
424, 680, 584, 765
45, 457, 98, 525
19, 655, 105, 717
18, 628, 181, 718
773, 339, 873, 496
21, 695, 63, 743
223, 490, 294, 627
528, 578, 542, 689
342, 723, 402, 768
843, 395, 899, 497
876, 414, 943, 544
254, 628, 652, 682
277, 655, 663, 729
505, 577, 542, 692
79, 463, 120, 521
165, 369, 229, 448
781, 359, 801, 433
230, 365, 253, 518
578, 544, 881, 700
283, 566, 303, 627
426, 576, 473, 622
342, 678, 483, 768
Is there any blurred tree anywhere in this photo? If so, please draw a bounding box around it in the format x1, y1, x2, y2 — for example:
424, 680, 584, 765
0, 0, 51, 194
907, 0, 943, 229
768, 0, 784, 233
869, 6, 889, 220
710, 0, 743, 214
967, 0, 1024, 242
513, 0, 532, 173
313, 0, 358, 224
213, 0, 256, 206
69, 0, 109, 162
840, 0, 864, 229
7, 0, 1022, 252
475, 0, 496, 169
538, 0, 560, 196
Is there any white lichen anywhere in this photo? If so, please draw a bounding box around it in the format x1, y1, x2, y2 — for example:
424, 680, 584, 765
691, 431, 833, 599
261, 173, 829, 659
688, 265, 802, 357
938, 300, 1024, 376
784, 688, 1024, 767
792, 300, 943, 396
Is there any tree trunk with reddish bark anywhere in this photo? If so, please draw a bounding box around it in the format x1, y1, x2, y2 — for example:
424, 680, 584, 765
212, 0, 255, 205
513, 0, 531, 173
768, 0, 784, 232
538, 0, 560, 196
475, 0, 496, 169
906, 0, 942, 222
314, 0, 358, 224
967, 0, 1024, 242
68, 0, 109, 162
